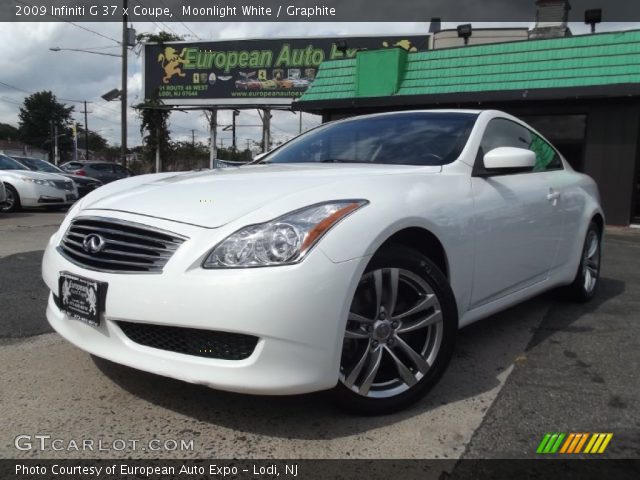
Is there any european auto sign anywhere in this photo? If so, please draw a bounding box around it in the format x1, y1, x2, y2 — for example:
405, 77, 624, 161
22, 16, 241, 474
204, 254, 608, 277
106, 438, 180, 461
143, 36, 428, 106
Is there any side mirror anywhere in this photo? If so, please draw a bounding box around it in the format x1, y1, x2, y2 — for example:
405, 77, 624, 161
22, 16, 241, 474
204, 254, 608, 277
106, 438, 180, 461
483, 147, 535, 172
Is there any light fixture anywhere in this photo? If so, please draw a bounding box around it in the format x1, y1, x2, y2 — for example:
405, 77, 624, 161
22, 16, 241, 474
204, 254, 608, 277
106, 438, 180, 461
457, 24, 473, 45
585, 9, 602, 33
335, 40, 348, 54
101, 89, 122, 102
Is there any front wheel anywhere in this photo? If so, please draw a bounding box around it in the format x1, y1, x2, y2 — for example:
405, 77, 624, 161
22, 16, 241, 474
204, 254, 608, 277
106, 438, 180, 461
333, 246, 458, 415
1, 184, 20, 213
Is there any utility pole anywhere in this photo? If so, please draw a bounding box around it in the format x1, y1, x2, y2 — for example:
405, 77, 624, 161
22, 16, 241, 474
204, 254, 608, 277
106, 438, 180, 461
260, 108, 271, 153
54, 125, 59, 165
191, 129, 195, 147
209, 109, 217, 169
232, 110, 238, 150
155, 124, 161, 173
83, 100, 89, 160
49, 121, 54, 162
121, 0, 128, 166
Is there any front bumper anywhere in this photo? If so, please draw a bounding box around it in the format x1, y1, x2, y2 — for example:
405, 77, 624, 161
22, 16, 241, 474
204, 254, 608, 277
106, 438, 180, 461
16, 182, 77, 207
42, 216, 368, 395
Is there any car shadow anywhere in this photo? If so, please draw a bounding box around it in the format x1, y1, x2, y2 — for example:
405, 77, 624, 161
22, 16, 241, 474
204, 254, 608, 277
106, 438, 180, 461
91, 279, 622, 440
526, 276, 625, 351
0, 209, 67, 219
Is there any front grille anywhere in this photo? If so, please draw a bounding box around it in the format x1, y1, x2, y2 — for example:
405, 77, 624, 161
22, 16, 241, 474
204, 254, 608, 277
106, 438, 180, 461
53, 180, 74, 191
58, 217, 188, 273
117, 321, 259, 360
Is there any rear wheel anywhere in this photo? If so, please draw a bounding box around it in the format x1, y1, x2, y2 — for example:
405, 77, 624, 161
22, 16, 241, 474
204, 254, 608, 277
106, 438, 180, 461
333, 246, 457, 415
1, 184, 20, 213
563, 221, 601, 302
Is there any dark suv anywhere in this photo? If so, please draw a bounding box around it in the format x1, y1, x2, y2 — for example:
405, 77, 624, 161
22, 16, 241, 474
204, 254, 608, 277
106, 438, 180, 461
60, 161, 133, 184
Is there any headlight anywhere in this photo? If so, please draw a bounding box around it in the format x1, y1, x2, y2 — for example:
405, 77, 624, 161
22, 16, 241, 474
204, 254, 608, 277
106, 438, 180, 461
203, 200, 368, 268
21, 177, 54, 188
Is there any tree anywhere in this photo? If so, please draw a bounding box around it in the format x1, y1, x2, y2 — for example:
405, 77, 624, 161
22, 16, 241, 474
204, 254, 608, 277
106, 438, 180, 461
135, 31, 184, 170
138, 97, 172, 166
76, 127, 108, 152
0, 123, 18, 141
18, 91, 74, 159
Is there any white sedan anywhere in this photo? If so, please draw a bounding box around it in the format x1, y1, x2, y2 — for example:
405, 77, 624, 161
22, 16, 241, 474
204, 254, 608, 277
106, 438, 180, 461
0, 178, 6, 207
0, 154, 78, 212
42, 110, 603, 414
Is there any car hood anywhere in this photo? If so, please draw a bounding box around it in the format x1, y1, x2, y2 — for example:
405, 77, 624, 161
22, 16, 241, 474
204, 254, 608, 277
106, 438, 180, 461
81, 163, 440, 228
0, 170, 70, 182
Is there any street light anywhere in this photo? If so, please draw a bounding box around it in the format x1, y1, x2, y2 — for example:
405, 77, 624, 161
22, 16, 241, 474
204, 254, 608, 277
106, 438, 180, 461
49, 47, 122, 58
50, 39, 129, 166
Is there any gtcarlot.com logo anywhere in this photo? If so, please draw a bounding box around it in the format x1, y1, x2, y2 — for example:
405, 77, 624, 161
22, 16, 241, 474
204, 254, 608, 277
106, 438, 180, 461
14, 434, 195, 452
536, 432, 613, 454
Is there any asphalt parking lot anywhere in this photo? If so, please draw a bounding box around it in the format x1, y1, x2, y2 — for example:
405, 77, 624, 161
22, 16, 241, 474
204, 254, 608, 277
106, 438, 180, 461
1, 211, 638, 459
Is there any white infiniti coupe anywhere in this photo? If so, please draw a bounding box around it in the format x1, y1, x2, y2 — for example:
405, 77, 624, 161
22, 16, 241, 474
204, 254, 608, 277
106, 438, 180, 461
42, 110, 603, 414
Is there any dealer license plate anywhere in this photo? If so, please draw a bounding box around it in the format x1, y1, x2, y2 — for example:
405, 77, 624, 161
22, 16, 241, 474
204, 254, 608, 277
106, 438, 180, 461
58, 272, 107, 326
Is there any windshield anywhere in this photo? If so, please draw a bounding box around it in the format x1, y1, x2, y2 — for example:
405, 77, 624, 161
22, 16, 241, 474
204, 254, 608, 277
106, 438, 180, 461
263, 112, 478, 166
13, 157, 62, 173
0, 154, 29, 171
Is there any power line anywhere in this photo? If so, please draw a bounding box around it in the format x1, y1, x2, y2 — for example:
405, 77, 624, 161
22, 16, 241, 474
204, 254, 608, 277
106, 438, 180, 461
0, 80, 31, 94
64, 22, 121, 45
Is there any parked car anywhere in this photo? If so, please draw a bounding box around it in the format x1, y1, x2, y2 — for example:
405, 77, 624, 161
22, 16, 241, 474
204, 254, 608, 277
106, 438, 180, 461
0, 178, 6, 208
59, 161, 133, 184
11, 156, 103, 198
0, 154, 78, 212
42, 110, 603, 414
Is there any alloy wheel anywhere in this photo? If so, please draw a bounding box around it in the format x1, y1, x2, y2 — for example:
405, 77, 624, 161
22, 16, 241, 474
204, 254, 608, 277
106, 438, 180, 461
582, 230, 600, 293
340, 268, 443, 398
1, 188, 15, 212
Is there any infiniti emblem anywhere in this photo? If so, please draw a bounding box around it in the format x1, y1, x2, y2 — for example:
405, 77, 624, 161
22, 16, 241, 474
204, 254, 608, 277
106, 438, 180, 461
83, 234, 106, 254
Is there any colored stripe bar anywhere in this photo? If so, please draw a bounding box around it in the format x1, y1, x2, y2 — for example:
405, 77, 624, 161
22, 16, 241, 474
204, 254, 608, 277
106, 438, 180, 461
590, 433, 607, 453
550, 433, 566, 453
574, 433, 589, 453
584, 433, 598, 453
567, 434, 583, 454
597, 433, 613, 453
543, 434, 559, 453
537, 434, 553, 454
560, 433, 575, 454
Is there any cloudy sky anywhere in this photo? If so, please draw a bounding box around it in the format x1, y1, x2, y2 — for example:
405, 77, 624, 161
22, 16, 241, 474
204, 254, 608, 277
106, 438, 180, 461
0, 21, 637, 152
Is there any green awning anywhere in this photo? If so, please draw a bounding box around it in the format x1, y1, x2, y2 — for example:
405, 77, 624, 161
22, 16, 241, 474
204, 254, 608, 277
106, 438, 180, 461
296, 29, 640, 108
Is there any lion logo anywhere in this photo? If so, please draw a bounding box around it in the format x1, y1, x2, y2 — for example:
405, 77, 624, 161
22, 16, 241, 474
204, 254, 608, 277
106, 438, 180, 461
157, 47, 187, 84
86, 287, 97, 316
382, 39, 418, 52
61, 279, 71, 304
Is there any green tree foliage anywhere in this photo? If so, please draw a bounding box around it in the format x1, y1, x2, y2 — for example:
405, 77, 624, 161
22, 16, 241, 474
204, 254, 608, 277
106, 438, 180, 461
18, 91, 74, 158
75, 126, 109, 152
136, 31, 183, 169
0, 123, 19, 141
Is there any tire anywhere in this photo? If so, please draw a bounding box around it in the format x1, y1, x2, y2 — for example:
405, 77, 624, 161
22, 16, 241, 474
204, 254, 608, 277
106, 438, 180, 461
562, 220, 602, 302
1, 184, 20, 213
332, 245, 458, 415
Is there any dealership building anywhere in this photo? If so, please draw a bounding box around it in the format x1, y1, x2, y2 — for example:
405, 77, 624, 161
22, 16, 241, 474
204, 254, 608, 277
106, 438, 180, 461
295, 28, 640, 226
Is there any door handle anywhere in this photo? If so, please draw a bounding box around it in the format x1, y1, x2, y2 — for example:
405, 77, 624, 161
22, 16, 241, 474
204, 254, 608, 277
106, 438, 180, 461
547, 190, 560, 202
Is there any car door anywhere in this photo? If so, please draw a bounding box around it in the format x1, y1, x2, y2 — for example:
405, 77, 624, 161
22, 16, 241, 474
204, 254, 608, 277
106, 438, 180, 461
89, 164, 116, 183
113, 164, 131, 180
469, 118, 565, 308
